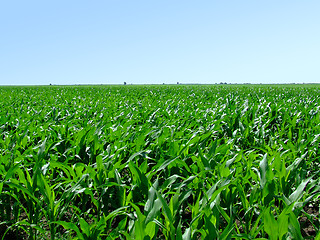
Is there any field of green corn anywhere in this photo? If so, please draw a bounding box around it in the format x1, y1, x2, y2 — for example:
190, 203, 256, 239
0, 84, 320, 239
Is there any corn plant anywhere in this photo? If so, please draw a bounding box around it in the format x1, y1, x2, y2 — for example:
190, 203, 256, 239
0, 84, 319, 239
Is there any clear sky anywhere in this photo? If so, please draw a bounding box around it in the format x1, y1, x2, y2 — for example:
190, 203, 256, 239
1, 1, 319, 85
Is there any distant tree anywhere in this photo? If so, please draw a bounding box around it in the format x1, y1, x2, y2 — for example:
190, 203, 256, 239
124, 82, 126, 85
177, 82, 179, 85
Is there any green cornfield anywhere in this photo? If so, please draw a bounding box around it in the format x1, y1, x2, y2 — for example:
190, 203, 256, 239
0, 84, 319, 239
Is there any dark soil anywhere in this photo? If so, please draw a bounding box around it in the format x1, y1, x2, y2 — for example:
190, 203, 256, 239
300, 204, 319, 238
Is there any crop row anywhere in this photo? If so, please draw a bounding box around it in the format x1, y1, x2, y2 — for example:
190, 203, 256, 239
0, 85, 319, 239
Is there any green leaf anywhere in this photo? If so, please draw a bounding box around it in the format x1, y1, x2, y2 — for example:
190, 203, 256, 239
288, 177, 312, 203
79, 218, 90, 238
131, 203, 146, 240
182, 227, 191, 240
145, 198, 162, 225
277, 211, 289, 240
263, 207, 278, 240
259, 153, 268, 188
288, 212, 303, 240
128, 161, 149, 198
54, 221, 84, 240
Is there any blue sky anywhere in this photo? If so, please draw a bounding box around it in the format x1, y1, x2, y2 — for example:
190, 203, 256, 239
1, 1, 319, 85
